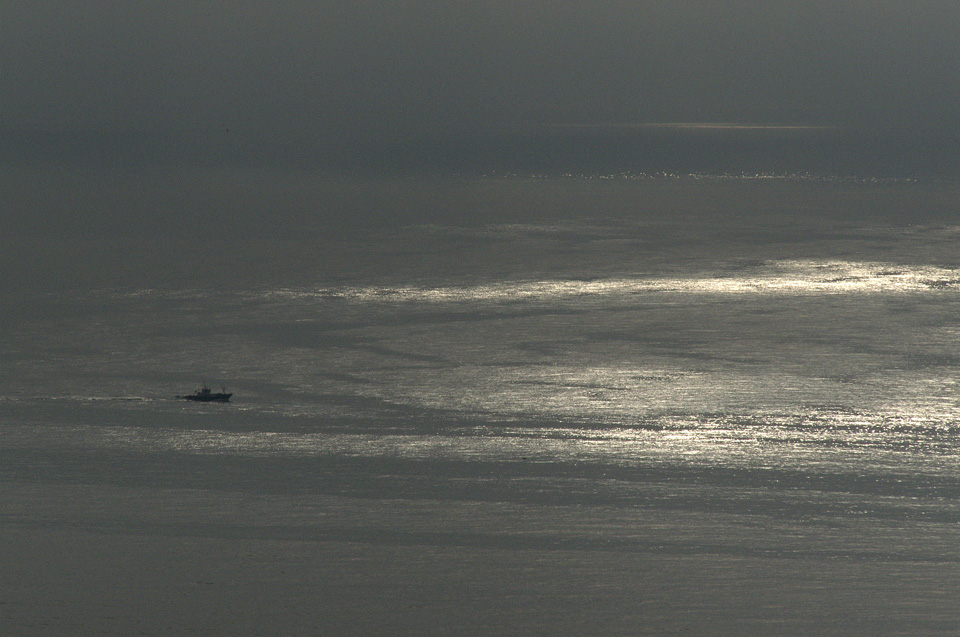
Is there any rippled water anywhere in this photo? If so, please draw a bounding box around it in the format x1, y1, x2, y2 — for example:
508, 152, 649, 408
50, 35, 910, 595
2, 178, 958, 634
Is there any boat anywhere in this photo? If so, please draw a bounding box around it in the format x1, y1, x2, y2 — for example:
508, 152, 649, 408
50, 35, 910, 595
180, 384, 232, 402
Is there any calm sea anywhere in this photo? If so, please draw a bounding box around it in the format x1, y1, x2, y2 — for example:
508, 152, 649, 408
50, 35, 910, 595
2, 175, 958, 634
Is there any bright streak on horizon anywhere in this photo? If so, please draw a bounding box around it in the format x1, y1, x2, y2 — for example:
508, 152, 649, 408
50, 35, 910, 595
547, 121, 837, 131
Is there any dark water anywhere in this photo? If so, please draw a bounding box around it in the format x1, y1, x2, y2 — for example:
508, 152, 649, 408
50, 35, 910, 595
2, 176, 958, 634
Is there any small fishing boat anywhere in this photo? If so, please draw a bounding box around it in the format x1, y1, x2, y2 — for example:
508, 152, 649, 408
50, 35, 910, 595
180, 384, 232, 402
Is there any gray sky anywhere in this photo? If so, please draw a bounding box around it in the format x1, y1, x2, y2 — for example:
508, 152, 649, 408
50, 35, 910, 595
3, 2, 959, 173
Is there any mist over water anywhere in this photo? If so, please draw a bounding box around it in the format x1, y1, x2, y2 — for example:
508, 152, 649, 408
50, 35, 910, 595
3, 176, 959, 634
4, 1, 959, 630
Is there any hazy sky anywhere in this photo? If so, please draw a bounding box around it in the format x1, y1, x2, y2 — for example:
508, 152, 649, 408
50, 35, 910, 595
4, 1, 959, 174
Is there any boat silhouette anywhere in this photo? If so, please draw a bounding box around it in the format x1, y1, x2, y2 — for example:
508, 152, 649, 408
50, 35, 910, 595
180, 384, 232, 402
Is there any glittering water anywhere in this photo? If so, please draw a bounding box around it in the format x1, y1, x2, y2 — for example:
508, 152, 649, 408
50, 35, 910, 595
2, 177, 958, 634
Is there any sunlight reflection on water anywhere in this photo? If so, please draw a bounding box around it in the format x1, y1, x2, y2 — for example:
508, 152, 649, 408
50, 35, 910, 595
261, 260, 959, 304
6, 405, 955, 477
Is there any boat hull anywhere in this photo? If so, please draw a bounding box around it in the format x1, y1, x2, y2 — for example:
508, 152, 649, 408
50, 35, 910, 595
183, 393, 232, 402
